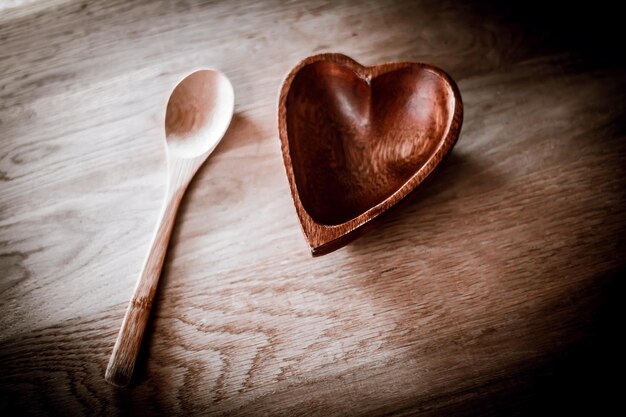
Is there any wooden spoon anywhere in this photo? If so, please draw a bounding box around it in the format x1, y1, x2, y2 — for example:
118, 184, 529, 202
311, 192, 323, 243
105, 69, 234, 387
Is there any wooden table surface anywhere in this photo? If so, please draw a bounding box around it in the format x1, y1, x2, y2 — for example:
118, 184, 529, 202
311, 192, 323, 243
1, 1, 624, 415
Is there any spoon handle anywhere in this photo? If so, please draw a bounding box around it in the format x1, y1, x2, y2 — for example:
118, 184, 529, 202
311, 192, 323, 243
105, 183, 185, 387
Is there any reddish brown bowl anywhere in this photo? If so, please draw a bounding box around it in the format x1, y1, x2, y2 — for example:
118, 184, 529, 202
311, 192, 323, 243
278, 53, 463, 255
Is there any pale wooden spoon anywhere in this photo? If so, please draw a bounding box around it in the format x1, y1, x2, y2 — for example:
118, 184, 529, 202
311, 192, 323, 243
105, 69, 234, 387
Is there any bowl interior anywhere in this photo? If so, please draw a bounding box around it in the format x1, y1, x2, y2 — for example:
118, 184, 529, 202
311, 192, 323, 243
285, 61, 455, 226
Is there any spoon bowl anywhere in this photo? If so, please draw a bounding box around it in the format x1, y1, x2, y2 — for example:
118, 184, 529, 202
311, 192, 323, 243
165, 70, 234, 159
106, 69, 234, 387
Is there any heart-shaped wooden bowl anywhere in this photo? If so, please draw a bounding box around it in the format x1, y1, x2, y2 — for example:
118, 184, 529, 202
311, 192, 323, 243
278, 53, 463, 256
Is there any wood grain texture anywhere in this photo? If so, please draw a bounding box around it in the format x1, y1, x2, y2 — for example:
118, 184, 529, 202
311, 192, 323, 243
1, 0, 625, 416
278, 53, 462, 254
